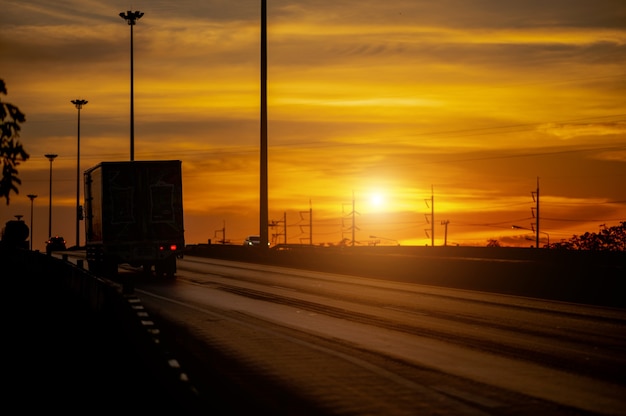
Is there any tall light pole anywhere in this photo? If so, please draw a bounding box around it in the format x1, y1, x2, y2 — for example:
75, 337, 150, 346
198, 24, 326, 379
119, 10, 144, 162
27, 194, 37, 250
71, 99, 87, 248
259, 0, 269, 249
45, 154, 58, 238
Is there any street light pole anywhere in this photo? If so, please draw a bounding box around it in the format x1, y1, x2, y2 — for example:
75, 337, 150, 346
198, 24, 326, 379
71, 99, 87, 248
44, 154, 58, 238
27, 194, 37, 250
259, 0, 269, 250
119, 10, 143, 162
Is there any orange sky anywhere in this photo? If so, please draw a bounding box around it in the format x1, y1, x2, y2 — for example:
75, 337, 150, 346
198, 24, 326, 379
2, 0, 625, 251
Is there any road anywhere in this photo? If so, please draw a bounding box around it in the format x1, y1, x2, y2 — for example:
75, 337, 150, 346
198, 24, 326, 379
121, 255, 626, 415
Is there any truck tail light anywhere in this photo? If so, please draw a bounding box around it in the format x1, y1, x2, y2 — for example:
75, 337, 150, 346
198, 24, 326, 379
158, 244, 178, 251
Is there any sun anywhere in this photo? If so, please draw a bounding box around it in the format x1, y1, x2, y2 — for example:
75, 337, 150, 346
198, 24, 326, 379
369, 192, 386, 209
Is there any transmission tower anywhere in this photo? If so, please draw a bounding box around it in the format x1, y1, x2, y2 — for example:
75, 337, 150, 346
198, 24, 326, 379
342, 192, 359, 246
269, 212, 287, 245
214, 220, 227, 244
531, 176, 540, 248
424, 185, 434, 246
299, 200, 313, 245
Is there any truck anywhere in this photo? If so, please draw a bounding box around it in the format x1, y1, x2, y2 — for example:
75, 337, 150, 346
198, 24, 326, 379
83, 160, 185, 278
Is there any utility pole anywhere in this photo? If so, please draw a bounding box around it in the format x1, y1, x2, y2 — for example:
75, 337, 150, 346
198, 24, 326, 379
535, 176, 540, 248
308, 199, 312, 245
431, 185, 435, 247
441, 220, 449, 246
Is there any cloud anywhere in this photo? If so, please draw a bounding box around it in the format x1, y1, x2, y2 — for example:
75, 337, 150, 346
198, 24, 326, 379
539, 121, 626, 140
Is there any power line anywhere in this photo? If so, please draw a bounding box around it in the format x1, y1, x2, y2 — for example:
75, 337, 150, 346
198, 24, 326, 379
543, 216, 625, 223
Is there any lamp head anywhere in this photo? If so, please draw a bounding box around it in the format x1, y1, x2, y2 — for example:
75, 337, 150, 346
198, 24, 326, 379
71, 99, 88, 109
120, 10, 144, 24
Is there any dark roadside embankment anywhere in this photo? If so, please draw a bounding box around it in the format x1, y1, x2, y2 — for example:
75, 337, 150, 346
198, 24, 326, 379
2, 246, 208, 415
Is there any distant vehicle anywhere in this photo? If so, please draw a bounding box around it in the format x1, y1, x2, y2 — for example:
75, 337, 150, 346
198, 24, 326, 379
243, 235, 261, 246
46, 236, 66, 254
83, 160, 185, 278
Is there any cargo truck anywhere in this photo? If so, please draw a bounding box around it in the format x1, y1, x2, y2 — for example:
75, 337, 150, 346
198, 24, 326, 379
84, 160, 185, 277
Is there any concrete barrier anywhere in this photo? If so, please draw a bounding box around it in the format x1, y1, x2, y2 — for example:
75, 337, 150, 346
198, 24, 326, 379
185, 244, 626, 308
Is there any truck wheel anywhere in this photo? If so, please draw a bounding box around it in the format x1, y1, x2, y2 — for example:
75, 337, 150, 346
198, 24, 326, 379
88, 260, 101, 274
155, 261, 166, 278
142, 263, 153, 277
155, 257, 177, 279
103, 258, 118, 277
165, 256, 177, 279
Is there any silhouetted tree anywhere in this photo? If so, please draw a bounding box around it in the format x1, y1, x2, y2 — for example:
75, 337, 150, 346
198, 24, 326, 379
0, 79, 29, 204
548, 221, 626, 251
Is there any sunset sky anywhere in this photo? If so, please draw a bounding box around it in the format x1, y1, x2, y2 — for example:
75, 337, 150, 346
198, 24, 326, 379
2, 0, 625, 251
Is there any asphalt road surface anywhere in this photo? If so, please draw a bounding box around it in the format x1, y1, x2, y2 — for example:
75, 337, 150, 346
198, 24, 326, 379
128, 256, 626, 416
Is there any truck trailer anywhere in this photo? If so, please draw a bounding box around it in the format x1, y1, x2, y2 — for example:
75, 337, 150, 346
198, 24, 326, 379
84, 160, 185, 277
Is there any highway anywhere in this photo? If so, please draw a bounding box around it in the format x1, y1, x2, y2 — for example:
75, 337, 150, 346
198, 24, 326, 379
122, 255, 626, 415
